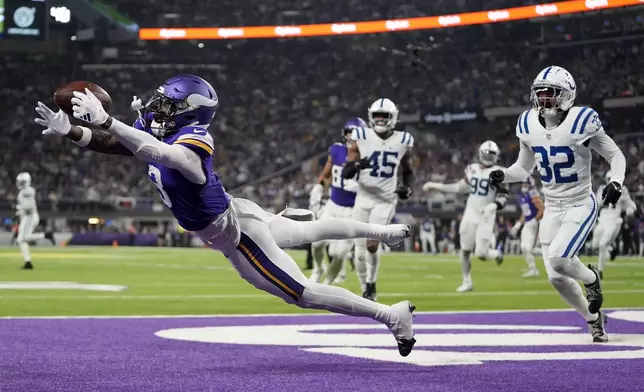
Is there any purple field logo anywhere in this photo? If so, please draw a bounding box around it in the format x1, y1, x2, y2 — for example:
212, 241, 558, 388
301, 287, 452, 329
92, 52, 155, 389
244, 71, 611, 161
156, 309, 644, 367
2, 309, 644, 391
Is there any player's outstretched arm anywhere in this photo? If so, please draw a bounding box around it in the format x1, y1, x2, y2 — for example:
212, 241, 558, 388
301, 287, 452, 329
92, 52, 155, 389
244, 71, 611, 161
70, 89, 205, 183
422, 178, 469, 194
34, 101, 133, 156
66, 125, 133, 156
492, 142, 536, 186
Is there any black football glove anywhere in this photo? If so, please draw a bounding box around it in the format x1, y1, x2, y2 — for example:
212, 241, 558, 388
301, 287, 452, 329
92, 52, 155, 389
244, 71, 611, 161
602, 181, 622, 207
396, 185, 413, 200
357, 157, 373, 170
488, 170, 505, 189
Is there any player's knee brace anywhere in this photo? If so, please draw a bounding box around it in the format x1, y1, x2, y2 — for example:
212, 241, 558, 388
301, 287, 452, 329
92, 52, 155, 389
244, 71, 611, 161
547, 256, 569, 275
366, 240, 379, 253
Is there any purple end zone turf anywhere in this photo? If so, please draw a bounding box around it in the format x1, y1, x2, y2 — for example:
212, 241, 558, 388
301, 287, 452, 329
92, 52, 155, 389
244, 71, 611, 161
1, 309, 643, 392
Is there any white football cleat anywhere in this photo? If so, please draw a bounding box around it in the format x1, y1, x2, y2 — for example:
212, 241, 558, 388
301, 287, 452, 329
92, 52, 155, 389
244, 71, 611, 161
383, 224, 410, 247
456, 282, 473, 292
387, 300, 416, 357
522, 269, 540, 278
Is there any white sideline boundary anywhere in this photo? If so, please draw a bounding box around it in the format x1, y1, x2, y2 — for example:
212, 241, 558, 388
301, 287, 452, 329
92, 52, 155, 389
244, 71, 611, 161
1, 307, 642, 320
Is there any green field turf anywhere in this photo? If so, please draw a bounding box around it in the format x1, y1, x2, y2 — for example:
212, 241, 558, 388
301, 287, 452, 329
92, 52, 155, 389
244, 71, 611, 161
1, 246, 643, 316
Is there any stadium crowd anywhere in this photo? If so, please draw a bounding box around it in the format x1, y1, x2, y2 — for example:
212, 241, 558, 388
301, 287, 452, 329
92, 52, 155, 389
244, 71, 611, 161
0, 10, 643, 210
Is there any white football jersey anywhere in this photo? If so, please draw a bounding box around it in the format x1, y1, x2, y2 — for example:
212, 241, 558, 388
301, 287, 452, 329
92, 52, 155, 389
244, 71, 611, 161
463, 163, 505, 219
351, 127, 414, 203
596, 184, 636, 221
17, 186, 38, 216
516, 106, 604, 204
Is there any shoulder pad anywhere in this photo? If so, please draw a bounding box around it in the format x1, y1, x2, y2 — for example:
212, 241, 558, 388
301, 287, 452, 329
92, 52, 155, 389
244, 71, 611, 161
516, 109, 531, 136
569, 107, 602, 136
399, 131, 414, 147
174, 126, 214, 156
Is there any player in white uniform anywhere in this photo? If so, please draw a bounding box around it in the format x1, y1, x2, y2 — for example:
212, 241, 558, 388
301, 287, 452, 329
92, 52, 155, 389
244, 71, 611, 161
15, 172, 54, 269
489, 65, 626, 342
342, 98, 415, 301
591, 171, 636, 279
423, 141, 508, 292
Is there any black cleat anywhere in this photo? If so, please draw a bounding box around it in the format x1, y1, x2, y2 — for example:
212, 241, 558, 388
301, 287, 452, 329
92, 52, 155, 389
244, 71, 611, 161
45, 231, 56, 245
397, 337, 417, 357
609, 245, 618, 261
21, 261, 34, 270
390, 301, 416, 357
588, 311, 608, 343
362, 283, 377, 301
584, 265, 603, 314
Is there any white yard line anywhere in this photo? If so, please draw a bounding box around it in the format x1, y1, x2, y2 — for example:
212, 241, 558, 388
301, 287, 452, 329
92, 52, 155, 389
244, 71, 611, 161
1, 306, 643, 320
1, 288, 643, 301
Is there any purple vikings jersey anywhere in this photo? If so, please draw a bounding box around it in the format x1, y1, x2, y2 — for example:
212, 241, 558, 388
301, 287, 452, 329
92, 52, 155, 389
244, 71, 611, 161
422, 218, 434, 232
519, 189, 540, 222
329, 142, 356, 207
135, 118, 229, 231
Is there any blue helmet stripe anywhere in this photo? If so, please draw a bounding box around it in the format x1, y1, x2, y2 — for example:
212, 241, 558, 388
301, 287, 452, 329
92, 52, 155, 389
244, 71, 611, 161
379, 98, 385, 107
542, 66, 553, 80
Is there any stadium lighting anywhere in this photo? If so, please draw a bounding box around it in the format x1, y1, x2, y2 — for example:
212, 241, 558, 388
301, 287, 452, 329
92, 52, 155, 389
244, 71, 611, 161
50, 6, 71, 24
139, 0, 642, 40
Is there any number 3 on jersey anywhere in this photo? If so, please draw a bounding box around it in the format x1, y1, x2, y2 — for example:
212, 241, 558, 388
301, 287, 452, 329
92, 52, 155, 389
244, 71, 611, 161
367, 151, 399, 178
532, 146, 578, 184
148, 165, 173, 208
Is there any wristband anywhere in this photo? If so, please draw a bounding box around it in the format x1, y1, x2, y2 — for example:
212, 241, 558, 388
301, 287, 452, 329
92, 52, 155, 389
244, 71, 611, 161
73, 126, 92, 147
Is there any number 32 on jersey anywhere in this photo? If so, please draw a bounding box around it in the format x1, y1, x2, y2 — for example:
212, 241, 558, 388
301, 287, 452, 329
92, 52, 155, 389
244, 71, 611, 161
532, 145, 578, 184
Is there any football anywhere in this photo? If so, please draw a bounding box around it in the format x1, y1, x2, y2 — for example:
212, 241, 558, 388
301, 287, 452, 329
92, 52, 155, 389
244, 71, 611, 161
53, 81, 112, 115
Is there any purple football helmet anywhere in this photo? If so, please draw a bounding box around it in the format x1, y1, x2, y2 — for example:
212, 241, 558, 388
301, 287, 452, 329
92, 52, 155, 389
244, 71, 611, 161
342, 117, 367, 142
144, 74, 219, 138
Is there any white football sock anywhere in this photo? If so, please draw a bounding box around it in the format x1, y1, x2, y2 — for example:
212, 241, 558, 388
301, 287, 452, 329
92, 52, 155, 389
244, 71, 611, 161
598, 247, 609, 272
18, 242, 31, 262
323, 256, 343, 285
524, 252, 537, 270
26, 233, 45, 241
270, 216, 401, 248
460, 250, 472, 283
298, 282, 393, 325
366, 249, 380, 284
354, 239, 367, 291
549, 276, 597, 322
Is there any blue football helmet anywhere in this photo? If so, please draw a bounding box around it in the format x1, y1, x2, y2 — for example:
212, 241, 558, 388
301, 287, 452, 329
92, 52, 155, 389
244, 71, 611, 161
342, 117, 367, 142
143, 74, 219, 138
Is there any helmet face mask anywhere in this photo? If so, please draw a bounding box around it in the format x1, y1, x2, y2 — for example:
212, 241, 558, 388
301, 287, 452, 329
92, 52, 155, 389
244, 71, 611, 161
142, 74, 219, 139
531, 66, 576, 117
